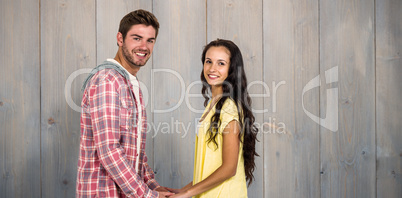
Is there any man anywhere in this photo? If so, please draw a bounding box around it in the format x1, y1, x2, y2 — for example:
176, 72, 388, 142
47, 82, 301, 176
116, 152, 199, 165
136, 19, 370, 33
76, 10, 173, 198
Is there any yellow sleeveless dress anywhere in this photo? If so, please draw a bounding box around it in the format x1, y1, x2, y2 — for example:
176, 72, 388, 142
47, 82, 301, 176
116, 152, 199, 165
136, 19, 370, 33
193, 98, 248, 198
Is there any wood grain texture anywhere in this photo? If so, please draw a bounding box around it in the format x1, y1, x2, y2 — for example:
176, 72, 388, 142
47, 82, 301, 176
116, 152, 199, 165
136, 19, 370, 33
263, 0, 320, 197
207, 0, 264, 196
40, 0, 96, 197
152, 0, 206, 188
0, 0, 40, 197
376, 0, 402, 197
320, 0, 376, 197
95, 0, 156, 169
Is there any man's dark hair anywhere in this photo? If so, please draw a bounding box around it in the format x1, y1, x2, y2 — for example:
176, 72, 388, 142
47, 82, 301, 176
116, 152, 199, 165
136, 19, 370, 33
119, 9, 160, 40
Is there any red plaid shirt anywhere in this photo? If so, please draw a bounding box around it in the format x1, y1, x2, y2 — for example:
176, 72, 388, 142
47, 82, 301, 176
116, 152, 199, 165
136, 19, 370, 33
76, 66, 160, 198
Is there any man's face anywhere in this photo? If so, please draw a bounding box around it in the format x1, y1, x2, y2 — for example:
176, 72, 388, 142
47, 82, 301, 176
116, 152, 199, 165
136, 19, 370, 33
119, 24, 156, 67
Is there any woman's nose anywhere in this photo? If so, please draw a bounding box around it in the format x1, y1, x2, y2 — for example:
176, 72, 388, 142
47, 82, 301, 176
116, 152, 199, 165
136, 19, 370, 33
209, 62, 219, 71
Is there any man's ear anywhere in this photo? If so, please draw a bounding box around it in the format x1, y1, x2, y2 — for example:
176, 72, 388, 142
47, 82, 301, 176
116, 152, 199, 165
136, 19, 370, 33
117, 32, 123, 47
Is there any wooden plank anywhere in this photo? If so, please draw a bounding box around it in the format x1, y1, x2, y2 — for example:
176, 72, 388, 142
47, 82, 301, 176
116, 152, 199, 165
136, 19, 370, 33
263, 0, 320, 197
207, 0, 264, 197
152, 0, 206, 188
95, 0, 155, 169
40, 0, 96, 197
376, 0, 402, 197
320, 0, 376, 197
0, 0, 40, 197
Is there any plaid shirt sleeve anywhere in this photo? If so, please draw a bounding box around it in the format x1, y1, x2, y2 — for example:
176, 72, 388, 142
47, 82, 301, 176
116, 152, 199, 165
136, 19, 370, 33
143, 152, 160, 190
89, 75, 159, 198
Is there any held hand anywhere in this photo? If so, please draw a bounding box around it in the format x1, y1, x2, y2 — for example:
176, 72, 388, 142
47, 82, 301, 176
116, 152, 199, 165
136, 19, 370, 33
158, 191, 175, 198
169, 191, 190, 198
165, 187, 181, 194
155, 186, 170, 192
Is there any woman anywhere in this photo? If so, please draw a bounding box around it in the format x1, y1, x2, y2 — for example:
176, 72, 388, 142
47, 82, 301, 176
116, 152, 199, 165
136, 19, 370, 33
168, 39, 258, 198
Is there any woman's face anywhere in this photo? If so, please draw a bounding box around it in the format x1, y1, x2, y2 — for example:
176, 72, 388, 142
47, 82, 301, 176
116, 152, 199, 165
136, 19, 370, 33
203, 46, 231, 88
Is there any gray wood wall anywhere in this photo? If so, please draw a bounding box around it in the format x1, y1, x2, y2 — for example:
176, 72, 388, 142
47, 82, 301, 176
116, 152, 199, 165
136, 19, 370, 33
0, 0, 401, 197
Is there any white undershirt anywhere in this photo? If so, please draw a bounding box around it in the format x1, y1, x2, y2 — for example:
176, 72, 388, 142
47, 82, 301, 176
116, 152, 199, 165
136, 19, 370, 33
107, 59, 142, 171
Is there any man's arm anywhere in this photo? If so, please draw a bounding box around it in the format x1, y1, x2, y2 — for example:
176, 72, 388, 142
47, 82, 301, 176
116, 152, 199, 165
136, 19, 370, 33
143, 153, 160, 190
89, 76, 159, 198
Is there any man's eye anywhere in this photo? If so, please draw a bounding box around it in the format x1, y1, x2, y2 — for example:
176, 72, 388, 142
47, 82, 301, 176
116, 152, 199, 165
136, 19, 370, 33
134, 38, 140, 41
148, 40, 154, 44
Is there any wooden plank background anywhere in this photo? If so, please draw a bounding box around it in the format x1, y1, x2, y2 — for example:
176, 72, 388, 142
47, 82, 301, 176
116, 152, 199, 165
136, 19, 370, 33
152, 0, 206, 188
376, 0, 402, 197
40, 0, 95, 197
0, 0, 40, 197
1, 0, 401, 197
320, 0, 376, 197
263, 0, 320, 197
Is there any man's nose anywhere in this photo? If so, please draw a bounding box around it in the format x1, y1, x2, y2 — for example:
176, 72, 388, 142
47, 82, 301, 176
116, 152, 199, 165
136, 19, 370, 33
138, 40, 147, 49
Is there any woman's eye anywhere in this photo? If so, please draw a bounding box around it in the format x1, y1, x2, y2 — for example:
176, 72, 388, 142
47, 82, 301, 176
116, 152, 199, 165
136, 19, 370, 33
205, 60, 212, 64
219, 62, 225, 66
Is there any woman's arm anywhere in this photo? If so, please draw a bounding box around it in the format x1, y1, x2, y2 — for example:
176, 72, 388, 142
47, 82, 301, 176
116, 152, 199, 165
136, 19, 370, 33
171, 120, 241, 198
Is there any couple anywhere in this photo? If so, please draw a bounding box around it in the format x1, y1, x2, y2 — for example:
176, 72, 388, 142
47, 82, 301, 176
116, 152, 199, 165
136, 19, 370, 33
76, 9, 258, 198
